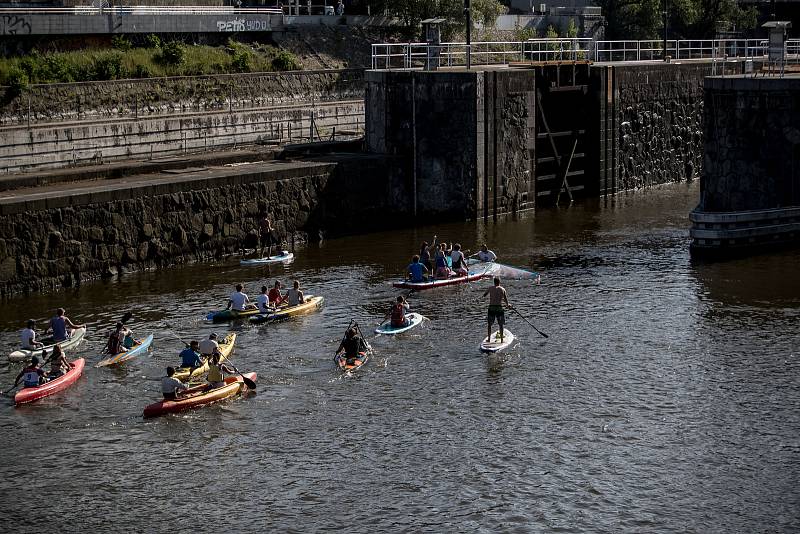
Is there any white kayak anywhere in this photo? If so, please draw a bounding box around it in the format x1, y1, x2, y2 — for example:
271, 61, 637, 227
8, 326, 87, 362
375, 313, 425, 335
240, 251, 294, 265
480, 329, 516, 353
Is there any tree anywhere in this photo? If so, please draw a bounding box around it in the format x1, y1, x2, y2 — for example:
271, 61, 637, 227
371, 0, 505, 37
593, 0, 759, 39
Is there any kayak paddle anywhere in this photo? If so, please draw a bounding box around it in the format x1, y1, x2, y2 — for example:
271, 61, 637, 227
225, 360, 256, 390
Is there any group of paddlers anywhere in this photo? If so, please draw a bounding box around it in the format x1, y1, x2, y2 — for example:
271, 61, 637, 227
407, 235, 498, 283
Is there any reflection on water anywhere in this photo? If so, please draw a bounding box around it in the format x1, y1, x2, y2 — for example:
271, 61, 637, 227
1, 180, 799, 532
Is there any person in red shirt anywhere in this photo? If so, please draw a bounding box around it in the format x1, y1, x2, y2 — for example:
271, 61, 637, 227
268, 280, 285, 307
390, 296, 410, 328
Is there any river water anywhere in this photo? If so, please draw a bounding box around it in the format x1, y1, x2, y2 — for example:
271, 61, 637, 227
1, 180, 798, 533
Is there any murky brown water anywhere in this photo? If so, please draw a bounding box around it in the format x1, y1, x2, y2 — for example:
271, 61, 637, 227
1, 180, 798, 533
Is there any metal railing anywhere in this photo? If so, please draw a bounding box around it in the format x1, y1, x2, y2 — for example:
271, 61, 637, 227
371, 39, 594, 70
372, 38, 800, 70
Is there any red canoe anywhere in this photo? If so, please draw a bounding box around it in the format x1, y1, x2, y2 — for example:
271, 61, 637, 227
143, 372, 256, 418
14, 358, 85, 405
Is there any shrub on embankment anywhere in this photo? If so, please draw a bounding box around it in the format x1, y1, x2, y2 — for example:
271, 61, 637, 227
0, 39, 302, 88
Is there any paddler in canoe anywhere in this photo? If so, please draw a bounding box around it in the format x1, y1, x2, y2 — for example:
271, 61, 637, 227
206, 353, 235, 390
450, 244, 470, 276
105, 322, 131, 355
335, 327, 365, 367
198, 333, 221, 358
46, 308, 85, 343
13, 355, 47, 389
256, 286, 273, 314
472, 244, 497, 263
433, 243, 452, 279
268, 280, 286, 307
419, 234, 437, 272
20, 319, 44, 351
47, 345, 70, 379
179, 340, 203, 379
406, 255, 430, 283
161, 367, 189, 400
227, 284, 255, 313
285, 280, 305, 306
483, 276, 510, 344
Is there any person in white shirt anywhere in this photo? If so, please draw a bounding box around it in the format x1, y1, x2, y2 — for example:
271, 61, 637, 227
227, 284, 250, 311
21, 320, 43, 350
286, 280, 305, 306
476, 244, 497, 263
256, 285, 273, 313
198, 333, 220, 357
161, 367, 188, 400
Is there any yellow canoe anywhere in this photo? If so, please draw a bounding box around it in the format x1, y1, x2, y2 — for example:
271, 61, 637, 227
249, 295, 325, 324
174, 332, 236, 382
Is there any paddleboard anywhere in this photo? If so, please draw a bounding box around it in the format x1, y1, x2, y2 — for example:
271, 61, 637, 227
392, 271, 484, 290
240, 251, 294, 266
480, 329, 516, 353
375, 313, 424, 335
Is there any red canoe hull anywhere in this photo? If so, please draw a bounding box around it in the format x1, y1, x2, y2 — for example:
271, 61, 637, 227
143, 372, 257, 418
14, 358, 85, 405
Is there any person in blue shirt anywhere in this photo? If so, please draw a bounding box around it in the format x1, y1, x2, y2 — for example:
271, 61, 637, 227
179, 340, 203, 371
406, 255, 429, 283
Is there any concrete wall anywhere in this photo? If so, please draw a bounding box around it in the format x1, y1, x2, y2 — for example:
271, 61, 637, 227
0, 12, 397, 35
0, 69, 366, 171
366, 69, 537, 219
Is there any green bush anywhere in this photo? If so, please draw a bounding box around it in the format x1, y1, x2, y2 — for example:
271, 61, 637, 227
231, 49, 252, 73
271, 50, 300, 72
144, 34, 162, 49
94, 53, 125, 80
6, 67, 29, 96
111, 35, 133, 52
132, 63, 152, 78
158, 41, 185, 66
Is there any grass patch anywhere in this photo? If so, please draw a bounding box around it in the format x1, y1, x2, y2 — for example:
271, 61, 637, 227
0, 40, 303, 86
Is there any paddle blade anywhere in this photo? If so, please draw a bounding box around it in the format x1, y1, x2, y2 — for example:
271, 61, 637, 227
121, 312, 134, 324
243, 376, 257, 390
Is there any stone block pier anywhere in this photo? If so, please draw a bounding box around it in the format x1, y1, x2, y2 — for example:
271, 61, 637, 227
690, 75, 800, 257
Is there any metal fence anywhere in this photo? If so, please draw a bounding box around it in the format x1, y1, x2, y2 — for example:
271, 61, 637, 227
372, 38, 800, 70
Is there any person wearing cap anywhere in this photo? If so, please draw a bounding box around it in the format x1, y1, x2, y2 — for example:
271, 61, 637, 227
105, 322, 130, 355
198, 333, 221, 358
161, 367, 188, 400
47, 308, 84, 343
20, 319, 43, 350
14, 355, 47, 389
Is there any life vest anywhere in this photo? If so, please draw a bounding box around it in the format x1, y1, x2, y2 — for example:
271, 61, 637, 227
22, 367, 42, 387
390, 303, 406, 326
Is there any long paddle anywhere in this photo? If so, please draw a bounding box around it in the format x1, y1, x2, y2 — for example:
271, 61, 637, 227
224, 359, 256, 390
334, 319, 354, 363
509, 305, 548, 339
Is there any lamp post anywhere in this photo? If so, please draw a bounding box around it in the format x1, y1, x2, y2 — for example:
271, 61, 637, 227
465, 0, 472, 69
663, 0, 668, 61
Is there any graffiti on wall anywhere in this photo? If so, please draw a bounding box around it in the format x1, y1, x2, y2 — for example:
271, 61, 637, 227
216, 19, 271, 32
1, 15, 32, 35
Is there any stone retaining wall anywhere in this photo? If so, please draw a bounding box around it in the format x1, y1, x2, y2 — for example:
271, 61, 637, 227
0, 155, 404, 295
0, 69, 366, 171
